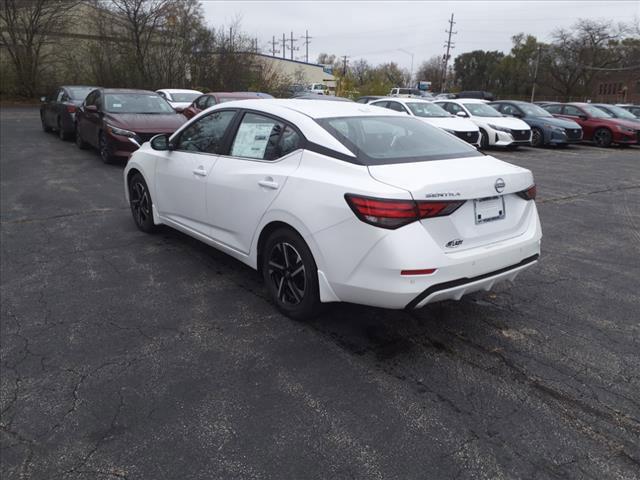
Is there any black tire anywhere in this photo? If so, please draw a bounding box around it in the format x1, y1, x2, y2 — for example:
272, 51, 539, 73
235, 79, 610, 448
58, 117, 72, 141
99, 131, 116, 164
479, 129, 489, 149
75, 124, 89, 149
593, 128, 612, 148
531, 127, 544, 147
41, 114, 52, 133
262, 228, 321, 320
128, 173, 156, 233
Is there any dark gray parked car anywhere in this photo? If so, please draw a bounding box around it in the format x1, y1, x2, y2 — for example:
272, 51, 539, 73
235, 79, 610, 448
490, 100, 583, 147
40, 85, 97, 140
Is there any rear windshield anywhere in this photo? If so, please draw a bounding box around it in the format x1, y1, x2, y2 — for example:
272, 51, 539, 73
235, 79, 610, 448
316, 116, 481, 165
104, 93, 175, 114
68, 87, 95, 100
171, 92, 200, 102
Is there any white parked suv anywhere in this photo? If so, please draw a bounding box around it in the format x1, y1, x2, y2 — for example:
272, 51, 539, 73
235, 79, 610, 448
124, 99, 541, 319
156, 89, 203, 111
369, 97, 481, 147
435, 99, 532, 148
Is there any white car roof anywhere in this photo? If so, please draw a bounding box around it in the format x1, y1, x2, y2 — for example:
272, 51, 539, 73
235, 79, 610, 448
370, 97, 433, 104
443, 98, 487, 104
157, 89, 202, 94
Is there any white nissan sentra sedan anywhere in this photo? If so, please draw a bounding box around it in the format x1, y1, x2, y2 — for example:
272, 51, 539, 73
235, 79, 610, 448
124, 99, 541, 319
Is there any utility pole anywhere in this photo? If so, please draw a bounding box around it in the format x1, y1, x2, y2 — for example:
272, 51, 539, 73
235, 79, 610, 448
271, 36, 280, 57
440, 13, 456, 93
342, 55, 348, 76
288, 31, 299, 60
530, 45, 542, 103
229, 26, 233, 50
281, 33, 286, 59
300, 30, 312, 63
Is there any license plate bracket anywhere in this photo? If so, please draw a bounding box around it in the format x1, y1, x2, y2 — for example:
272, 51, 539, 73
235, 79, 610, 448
474, 196, 505, 224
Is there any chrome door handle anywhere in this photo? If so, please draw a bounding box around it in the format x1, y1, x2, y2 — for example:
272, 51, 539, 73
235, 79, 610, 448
193, 166, 207, 177
258, 179, 279, 189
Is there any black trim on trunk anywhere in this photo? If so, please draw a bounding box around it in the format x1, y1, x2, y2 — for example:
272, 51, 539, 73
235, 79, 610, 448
405, 254, 539, 310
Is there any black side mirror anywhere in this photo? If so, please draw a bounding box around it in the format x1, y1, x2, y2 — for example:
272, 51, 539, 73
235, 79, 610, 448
150, 133, 173, 151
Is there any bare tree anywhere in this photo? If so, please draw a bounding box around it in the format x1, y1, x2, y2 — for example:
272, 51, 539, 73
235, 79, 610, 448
102, 0, 170, 87
0, 0, 80, 96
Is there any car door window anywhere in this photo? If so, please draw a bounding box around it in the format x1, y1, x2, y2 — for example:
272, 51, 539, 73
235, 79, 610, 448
447, 103, 463, 114
205, 96, 217, 108
501, 104, 515, 115
563, 106, 582, 117
84, 91, 96, 107
387, 102, 408, 113
56, 89, 65, 102
371, 101, 389, 109
176, 110, 237, 154
230, 113, 296, 161
545, 104, 562, 114
194, 95, 209, 109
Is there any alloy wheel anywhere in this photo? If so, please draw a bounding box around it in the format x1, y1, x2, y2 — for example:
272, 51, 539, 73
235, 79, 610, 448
267, 242, 306, 305
594, 128, 611, 147
532, 128, 543, 147
130, 180, 151, 228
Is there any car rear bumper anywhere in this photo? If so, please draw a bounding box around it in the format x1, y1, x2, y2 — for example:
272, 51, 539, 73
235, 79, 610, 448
319, 201, 542, 309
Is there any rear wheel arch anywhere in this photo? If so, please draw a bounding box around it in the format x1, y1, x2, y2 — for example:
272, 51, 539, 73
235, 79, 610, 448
257, 221, 301, 275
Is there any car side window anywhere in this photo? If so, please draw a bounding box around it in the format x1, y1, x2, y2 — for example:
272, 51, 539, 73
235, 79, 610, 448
56, 89, 65, 102
501, 104, 515, 115
157, 92, 167, 99
230, 113, 297, 161
563, 106, 582, 117
448, 103, 463, 114
205, 96, 217, 108
387, 102, 408, 113
176, 110, 237, 154
84, 91, 97, 106
94, 91, 102, 110
545, 104, 562, 114
194, 95, 209, 109
371, 101, 389, 109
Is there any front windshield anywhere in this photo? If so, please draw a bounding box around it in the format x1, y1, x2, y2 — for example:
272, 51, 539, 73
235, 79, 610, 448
582, 105, 612, 118
104, 93, 175, 114
518, 103, 552, 117
596, 105, 636, 120
171, 92, 200, 103
68, 87, 95, 100
406, 102, 450, 118
463, 103, 501, 117
317, 116, 481, 165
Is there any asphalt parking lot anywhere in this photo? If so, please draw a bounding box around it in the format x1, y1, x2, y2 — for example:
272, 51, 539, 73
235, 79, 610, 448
1, 106, 639, 479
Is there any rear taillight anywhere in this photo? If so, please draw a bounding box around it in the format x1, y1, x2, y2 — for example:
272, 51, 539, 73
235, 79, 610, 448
345, 194, 465, 229
66, 105, 76, 113
516, 185, 536, 201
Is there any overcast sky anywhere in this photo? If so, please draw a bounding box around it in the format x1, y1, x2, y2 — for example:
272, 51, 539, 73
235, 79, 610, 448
200, 1, 639, 73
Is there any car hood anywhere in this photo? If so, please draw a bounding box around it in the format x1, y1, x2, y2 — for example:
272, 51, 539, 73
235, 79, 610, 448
477, 116, 530, 130
526, 116, 581, 128
417, 116, 478, 132
105, 113, 186, 133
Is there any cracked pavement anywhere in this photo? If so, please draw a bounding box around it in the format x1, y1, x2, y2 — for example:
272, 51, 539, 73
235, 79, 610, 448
1, 107, 639, 479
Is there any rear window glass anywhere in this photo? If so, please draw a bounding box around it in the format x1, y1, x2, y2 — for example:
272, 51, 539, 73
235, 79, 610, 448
317, 116, 481, 165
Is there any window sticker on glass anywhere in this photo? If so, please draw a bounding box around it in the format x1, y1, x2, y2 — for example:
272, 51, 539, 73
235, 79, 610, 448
113, 103, 122, 108
231, 122, 275, 158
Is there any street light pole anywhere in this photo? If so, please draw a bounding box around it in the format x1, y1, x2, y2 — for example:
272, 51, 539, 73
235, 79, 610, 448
398, 49, 414, 87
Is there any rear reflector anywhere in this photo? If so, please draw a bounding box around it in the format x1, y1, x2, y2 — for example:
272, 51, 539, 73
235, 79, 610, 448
516, 184, 536, 201
401, 268, 437, 276
345, 194, 465, 229
66, 105, 76, 113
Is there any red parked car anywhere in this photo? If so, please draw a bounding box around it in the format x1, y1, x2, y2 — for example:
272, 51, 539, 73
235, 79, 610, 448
182, 92, 272, 119
75, 88, 187, 163
542, 102, 638, 147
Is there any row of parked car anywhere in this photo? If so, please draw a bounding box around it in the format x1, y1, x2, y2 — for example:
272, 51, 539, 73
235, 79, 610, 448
40, 85, 639, 166
355, 96, 640, 149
